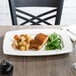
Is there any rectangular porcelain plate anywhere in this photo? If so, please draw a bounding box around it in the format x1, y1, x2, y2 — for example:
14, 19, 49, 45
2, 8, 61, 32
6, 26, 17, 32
3, 29, 72, 56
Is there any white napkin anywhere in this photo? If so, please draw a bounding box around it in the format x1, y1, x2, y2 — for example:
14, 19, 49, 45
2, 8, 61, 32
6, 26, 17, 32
62, 25, 76, 42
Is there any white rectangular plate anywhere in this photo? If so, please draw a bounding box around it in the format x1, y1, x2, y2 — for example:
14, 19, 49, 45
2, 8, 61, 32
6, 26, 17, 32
3, 29, 72, 56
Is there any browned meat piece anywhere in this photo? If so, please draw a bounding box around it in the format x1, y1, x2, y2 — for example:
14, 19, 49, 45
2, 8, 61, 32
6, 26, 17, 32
30, 33, 48, 50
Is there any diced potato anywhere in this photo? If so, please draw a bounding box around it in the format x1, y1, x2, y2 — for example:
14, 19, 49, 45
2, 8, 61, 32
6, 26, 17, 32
26, 44, 30, 50
13, 40, 18, 49
20, 46, 26, 51
14, 35, 20, 40
20, 35, 26, 41
19, 41, 27, 46
12, 34, 32, 51
25, 34, 32, 43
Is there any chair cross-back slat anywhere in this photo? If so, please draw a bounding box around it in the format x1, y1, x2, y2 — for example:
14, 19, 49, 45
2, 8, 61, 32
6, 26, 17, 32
19, 9, 57, 25
16, 8, 57, 25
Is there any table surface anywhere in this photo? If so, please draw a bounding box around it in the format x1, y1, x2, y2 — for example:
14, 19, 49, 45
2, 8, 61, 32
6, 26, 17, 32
0, 26, 76, 76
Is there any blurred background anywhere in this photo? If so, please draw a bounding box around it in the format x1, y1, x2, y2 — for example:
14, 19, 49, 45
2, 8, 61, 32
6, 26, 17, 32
0, 0, 76, 25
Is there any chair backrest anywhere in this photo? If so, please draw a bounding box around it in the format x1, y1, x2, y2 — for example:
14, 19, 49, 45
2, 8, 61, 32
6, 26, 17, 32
8, 0, 64, 25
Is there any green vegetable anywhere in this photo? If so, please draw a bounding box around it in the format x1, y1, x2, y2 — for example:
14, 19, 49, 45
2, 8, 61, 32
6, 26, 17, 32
45, 32, 64, 50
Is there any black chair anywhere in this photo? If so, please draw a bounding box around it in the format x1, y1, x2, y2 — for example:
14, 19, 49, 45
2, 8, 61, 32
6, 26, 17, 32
8, 0, 64, 25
